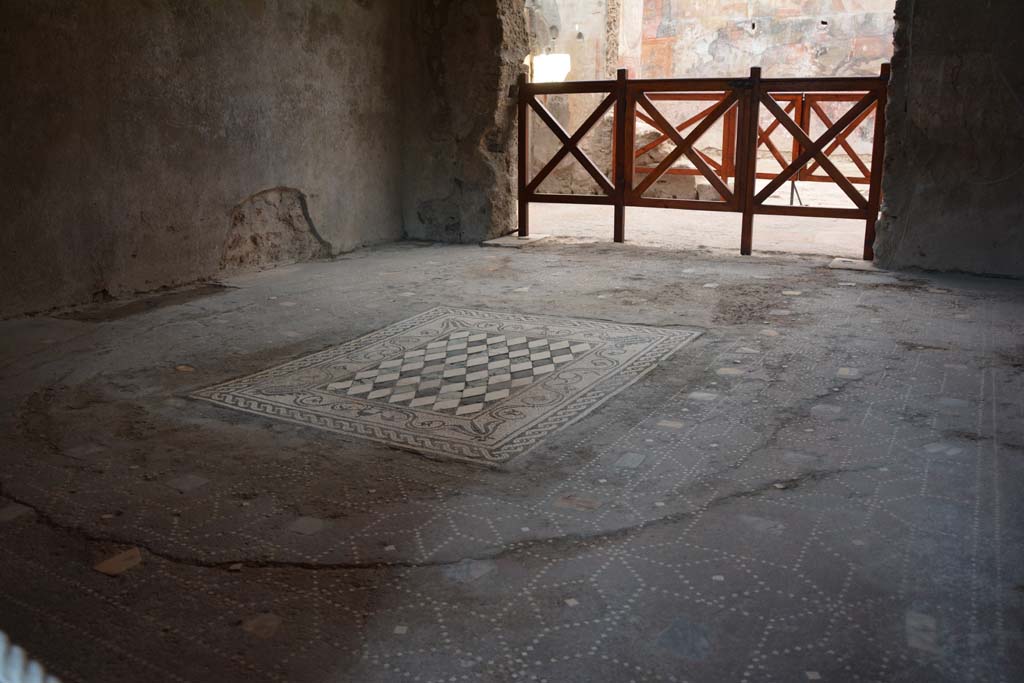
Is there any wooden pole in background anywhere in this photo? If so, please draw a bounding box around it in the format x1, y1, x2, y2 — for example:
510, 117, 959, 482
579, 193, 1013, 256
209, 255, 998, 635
613, 68, 628, 243
739, 67, 762, 255
517, 72, 530, 237
863, 62, 890, 261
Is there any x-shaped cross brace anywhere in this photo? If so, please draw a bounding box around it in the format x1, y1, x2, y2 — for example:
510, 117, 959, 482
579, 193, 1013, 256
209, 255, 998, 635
526, 93, 616, 195
756, 98, 798, 170
635, 101, 720, 159
805, 100, 874, 179
755, 92, 877, 209
632, 92, 737, 201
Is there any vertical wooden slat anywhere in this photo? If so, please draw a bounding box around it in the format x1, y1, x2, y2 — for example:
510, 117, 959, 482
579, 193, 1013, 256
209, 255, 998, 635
612, 68, 628, 243
796, 94, 810, 180
863, 62, 890, 260
610, 94, 618, 179
736, 84, 754, 211
722, 105, 737, 182
739, 67, 761, 255
623, 69, 636, 206
517, 72, 530, 237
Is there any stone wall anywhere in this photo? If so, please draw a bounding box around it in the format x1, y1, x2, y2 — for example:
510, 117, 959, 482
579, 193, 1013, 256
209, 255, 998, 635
0, 0, 403, 318
400, 1, 529, 243
527, 0, 613, 80
874, 0, 1024, 277
622, 0, 894, 79
4, 0, 1017, 316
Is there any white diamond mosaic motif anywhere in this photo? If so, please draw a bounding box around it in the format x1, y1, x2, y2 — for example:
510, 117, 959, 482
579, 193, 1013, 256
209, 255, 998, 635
327, 332, 590, 416
193, 307, 701, 465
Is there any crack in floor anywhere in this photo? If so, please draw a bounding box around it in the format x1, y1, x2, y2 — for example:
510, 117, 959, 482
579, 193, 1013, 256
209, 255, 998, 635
1, 463, 880, 575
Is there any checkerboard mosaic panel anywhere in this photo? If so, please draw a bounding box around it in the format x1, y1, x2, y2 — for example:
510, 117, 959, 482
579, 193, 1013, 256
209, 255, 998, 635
194, 308, 701, 464
330, 332, 591, 416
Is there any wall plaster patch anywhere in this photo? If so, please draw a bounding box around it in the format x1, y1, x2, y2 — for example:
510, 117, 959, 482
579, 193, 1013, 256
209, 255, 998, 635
193, 307, 701, 465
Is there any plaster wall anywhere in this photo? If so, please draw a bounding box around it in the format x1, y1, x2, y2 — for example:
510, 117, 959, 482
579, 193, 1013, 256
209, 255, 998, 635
625, 0, 893, 79
0, 0, 403, 318
874, 0, 1024, 277
527, 0, 613, 80
528, 1, 893, 83
399, 1, 529, 243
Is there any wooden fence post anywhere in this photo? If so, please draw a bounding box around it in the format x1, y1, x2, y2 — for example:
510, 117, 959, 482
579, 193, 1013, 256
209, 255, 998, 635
517, 72, 529, 237
623, 69, 636, 214
863, 62, 889, 260
722, 106, 737, 182
739, 67, 762, 255
796, 94, 810, 181
613, 68, 628, 243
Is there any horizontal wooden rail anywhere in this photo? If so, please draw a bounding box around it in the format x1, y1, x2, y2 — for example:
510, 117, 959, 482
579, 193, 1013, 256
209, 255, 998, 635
624, 78, 742, 92
759, 76, 887, 92
648, 92, 731, 101
528, 193, 615, 206
525, 80, 616, 95
518, 63, 889, 259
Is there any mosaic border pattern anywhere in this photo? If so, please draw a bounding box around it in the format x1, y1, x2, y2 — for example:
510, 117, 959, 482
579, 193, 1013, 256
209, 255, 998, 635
193, 307, 701, 465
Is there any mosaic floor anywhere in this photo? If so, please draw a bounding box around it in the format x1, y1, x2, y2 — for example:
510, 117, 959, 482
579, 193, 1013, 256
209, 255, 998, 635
194, 307, 700, 464
1, 243, 1022, 682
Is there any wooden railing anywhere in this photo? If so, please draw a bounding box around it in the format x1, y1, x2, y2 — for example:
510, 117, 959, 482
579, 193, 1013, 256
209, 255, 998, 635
517, 64, 889, 260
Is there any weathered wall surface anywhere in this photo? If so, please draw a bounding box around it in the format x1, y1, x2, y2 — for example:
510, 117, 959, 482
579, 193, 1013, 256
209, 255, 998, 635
874, 0, 1024, 277
220, 187, 331, 274
527, 0, 614, 80
400, 0, 529, 243
625, 0, 894, 79
0, 0, 402, 318
528, 1, 893, 82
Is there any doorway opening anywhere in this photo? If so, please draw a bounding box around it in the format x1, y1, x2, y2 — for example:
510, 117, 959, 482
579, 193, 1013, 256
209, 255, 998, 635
521, 0, 897, 259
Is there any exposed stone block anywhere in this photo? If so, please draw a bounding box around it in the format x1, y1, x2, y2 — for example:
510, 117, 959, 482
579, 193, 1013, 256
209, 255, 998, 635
220, 188, 331, 274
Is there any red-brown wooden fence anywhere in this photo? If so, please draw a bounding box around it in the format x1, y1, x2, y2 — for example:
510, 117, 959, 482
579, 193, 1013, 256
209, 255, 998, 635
517, 64, 889, 260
